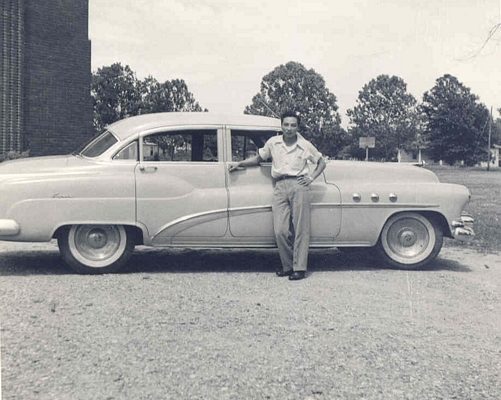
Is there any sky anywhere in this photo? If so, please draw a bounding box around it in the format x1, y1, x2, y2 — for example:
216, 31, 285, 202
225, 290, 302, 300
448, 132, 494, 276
89, 0, 501, 125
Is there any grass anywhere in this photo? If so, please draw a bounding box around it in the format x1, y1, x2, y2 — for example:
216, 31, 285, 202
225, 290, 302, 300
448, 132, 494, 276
426, 165, 501, 252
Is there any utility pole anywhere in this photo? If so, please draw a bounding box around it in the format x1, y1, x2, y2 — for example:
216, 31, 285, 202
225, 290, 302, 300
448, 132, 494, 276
487, 106, 492, 171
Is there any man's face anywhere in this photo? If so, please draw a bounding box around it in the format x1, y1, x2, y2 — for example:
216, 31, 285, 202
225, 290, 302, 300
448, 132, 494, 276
281, 116, 299, 140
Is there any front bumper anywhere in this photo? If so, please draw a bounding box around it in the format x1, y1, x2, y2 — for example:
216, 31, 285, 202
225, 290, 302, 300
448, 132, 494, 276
0, 219, 20, 236
452, 213, 475, 241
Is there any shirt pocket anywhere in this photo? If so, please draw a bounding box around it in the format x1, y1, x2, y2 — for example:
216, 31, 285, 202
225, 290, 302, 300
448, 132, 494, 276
290, 153, 306, 170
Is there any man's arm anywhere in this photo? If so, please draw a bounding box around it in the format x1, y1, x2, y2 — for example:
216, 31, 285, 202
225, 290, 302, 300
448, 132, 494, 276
228, 154, 263, 172
297, 157, 327, 186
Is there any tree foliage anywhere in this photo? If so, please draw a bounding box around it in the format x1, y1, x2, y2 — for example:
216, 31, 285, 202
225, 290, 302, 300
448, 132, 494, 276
91, 63, 204, 132
494, 109, 501, 145
244, 61, 346, 157
139, 77, 204, 114
91, 63, 142, 132
493, 119, 501, 146
347, 75, 420, 160
421, 74, 489, 165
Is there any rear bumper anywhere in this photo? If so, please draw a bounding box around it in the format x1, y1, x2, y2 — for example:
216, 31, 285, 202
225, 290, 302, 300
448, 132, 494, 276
452, 213, 475, 241
0, 219, 20, 236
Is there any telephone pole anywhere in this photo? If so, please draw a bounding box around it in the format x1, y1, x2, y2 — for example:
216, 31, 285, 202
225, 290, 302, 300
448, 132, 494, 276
487, 106, 492, 171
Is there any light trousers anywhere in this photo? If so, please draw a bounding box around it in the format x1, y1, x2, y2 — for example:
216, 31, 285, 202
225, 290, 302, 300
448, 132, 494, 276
272, 179, 311, 272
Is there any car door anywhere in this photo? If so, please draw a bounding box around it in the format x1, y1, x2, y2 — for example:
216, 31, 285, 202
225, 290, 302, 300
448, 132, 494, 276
226, 126, 342, 245
135, 126, 228, 246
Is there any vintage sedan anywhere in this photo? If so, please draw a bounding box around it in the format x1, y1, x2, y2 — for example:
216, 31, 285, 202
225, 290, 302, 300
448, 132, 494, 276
0, 113, 474, 274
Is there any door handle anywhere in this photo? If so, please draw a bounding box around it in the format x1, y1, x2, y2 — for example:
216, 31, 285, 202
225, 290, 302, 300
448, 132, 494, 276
139, 165, 158, 173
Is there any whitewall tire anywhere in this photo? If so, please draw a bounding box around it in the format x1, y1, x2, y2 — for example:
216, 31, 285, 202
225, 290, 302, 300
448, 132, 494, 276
377, 212, 443, 269
58, 225, 134, 274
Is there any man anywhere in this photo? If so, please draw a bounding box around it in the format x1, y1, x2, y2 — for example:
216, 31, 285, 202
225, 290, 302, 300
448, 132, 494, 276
228, 111, 326, 281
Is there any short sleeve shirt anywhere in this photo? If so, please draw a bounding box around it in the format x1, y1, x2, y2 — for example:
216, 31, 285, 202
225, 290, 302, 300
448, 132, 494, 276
258, 133, 323, 178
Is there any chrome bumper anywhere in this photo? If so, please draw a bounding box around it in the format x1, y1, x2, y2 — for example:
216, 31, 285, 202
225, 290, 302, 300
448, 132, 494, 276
452, 213, 475, 240
0, 219, 20, 236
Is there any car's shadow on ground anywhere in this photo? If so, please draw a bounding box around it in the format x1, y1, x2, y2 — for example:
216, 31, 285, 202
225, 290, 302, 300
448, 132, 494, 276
0, 247, 472, 276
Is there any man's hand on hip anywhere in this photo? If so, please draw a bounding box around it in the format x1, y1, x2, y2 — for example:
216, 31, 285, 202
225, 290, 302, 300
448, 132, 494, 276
297, 175, 313, 186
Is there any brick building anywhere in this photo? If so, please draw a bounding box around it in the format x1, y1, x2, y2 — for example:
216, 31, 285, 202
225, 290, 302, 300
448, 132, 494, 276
1, 0, 92, 156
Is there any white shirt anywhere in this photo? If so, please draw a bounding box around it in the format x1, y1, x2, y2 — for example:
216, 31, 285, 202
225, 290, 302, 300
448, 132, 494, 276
258, 133, 323, 179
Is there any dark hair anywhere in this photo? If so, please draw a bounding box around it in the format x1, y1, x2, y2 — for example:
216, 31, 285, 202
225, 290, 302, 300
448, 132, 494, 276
280, 110, 300, 126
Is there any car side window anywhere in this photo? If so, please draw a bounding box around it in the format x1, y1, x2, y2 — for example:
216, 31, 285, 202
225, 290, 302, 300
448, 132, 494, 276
231, 130, 278, 161
143, 129, 218, 162
113, 141, 138, 161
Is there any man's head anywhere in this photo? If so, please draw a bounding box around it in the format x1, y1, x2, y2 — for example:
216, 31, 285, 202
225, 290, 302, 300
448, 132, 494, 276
280, 111, 300, 141
280, 110, 301, 126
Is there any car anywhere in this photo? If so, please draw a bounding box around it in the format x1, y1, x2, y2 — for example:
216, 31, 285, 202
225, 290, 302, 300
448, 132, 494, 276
0, 112, 474, 274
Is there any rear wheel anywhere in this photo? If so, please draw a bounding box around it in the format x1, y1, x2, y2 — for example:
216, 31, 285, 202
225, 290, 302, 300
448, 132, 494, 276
58, 225, 134, 274
377, 212, 443, 269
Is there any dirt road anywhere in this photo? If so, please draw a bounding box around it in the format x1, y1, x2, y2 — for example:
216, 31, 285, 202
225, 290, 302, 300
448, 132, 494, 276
1, 242, 500, 400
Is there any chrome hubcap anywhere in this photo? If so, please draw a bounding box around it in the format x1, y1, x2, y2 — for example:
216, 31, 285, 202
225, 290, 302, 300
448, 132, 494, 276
74, 226, 121, 262
386, 217, 430, 259
87, 230, 108, 248
399, 229, 417, 247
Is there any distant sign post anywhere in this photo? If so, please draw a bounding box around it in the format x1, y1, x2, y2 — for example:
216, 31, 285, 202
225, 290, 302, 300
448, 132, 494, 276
359, 136, 375, 161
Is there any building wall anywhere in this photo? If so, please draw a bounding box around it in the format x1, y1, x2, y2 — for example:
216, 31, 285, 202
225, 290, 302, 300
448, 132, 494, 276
0, 0, 92, 157
0, 0, 24, 154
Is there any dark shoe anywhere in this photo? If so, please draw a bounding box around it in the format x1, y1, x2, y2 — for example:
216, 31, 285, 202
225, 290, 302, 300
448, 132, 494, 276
288, 271, 306, 281
276, 269, 293, 277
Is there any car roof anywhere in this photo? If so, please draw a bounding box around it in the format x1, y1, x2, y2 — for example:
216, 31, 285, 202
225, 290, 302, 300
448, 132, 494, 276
107, 112, 282, 140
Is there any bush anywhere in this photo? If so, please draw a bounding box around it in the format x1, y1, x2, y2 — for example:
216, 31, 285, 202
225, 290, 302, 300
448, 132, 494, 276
0, 150, 30, 163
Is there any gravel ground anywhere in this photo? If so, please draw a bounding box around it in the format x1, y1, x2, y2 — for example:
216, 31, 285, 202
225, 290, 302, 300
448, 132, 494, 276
1, 241, 500, 400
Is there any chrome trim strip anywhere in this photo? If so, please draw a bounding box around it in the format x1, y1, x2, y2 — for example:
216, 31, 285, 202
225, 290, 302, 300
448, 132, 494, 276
341, 203, 438, 209
228, 203, 437, 213
228, 203, 341, 213
151, 202, 438, 241
155, 202, 344, 238
153, 209, 228, 239
228, 205, 271, 212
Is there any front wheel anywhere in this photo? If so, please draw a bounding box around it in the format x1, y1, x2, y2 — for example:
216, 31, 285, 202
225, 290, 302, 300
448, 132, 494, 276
58, 225, 135, 274
377, 212, 443, 269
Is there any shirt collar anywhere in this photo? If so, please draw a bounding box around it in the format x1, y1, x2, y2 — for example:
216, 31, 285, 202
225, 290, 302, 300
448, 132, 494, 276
276, 133, 307, 150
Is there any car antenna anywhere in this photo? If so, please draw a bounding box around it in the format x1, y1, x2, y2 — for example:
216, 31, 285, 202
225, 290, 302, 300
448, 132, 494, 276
257, 99, 280, 118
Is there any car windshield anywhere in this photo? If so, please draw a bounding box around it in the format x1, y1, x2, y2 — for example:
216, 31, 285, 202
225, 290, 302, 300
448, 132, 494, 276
76, 131, 118, 158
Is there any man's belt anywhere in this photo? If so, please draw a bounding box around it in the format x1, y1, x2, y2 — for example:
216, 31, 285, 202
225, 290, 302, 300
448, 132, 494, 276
274, 175, 300, 182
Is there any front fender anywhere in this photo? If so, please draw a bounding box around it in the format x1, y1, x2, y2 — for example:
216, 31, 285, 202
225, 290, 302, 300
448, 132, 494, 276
1, 164, 137, 242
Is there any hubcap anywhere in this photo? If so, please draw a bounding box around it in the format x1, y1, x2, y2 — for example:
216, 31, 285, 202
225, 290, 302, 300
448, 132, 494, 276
386, 218, 429, 258
72, 225, 123, 263
381, 213, 436, 265
87, 229, 108, 249
399, 229, 417, 247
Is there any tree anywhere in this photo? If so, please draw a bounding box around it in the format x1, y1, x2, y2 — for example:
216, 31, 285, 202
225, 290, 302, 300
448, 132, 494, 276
140, 77, 205, 114
347, 75, 420, 161
91, 63, 142, 132
493, 109, 501, 145
92, 63, 205, 132
244, 61, 345, 157
421, 74, 489, 165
